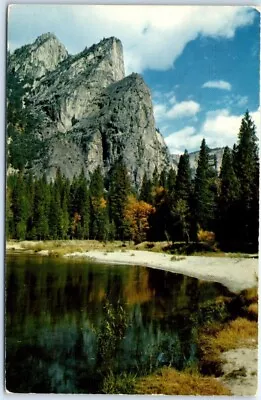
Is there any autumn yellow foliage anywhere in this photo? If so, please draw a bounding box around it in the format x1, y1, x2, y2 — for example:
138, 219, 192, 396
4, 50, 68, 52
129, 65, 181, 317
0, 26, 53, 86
197, 228, 215, 243
124, 195, 155, 244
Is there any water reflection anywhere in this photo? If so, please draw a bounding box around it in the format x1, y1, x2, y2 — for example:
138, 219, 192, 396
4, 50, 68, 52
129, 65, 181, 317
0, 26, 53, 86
6, 254, 231, 393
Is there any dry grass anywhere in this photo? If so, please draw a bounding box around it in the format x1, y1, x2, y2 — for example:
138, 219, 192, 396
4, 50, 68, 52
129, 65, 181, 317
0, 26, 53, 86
214, 318, 257, 351
247, 303, 258, 319
8, 240, 136, 256
241, 287, 258, 320
170, 255, 186, 261
134, 241, 169, 252
7, 239, 256, 258
199, 317, 258, 376
241, 287, 258, 303
134, 367, 231, 395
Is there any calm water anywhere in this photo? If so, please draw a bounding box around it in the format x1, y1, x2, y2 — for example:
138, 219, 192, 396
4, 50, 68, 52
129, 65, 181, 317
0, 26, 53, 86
6, 254, 232, 393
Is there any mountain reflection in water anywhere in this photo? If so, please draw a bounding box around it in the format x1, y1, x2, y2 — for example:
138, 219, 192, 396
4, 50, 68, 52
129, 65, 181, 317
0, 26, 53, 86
6, 254, 231, 393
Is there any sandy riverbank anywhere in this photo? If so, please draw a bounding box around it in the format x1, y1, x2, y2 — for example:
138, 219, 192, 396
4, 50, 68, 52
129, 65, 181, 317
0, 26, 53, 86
219, 347, 258, 396
7, 244, 258, 395
66, 250, 258, 396
65, 250, 258, 293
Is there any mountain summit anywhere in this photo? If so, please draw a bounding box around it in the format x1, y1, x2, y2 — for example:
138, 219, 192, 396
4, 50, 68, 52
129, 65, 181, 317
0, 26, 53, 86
7, 35, 171, 186
8, 32, 68, 80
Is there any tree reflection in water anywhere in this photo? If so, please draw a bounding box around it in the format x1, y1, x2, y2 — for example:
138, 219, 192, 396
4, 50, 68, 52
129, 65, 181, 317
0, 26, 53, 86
6, 254, 232, 393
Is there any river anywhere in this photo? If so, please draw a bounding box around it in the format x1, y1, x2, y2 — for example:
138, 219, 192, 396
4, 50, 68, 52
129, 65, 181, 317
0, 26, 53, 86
6, 253, 232, 393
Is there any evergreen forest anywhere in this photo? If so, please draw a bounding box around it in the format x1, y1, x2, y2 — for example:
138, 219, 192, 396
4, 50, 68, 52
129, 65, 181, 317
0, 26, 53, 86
6, 111, 259, 253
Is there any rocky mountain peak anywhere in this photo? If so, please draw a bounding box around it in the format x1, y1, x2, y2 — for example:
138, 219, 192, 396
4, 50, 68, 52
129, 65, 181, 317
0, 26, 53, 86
29, 36, 126, 133
34, 32, 58, 46
8, 32, 68, 80
7, 35, 172, 187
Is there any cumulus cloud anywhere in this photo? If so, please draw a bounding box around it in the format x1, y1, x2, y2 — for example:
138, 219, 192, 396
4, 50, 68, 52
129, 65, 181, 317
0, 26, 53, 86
154, 104, 167, 121
8, 5, 256, 73
153, 99, 200, 124
202, 80, 232, 91
201, 108, 260, 148
165, 109, 260, 154
166, 100, 200, 119
165, 126, 197, 154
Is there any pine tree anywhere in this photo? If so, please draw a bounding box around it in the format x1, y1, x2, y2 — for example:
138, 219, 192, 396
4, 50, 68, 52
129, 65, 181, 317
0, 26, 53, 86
152, 166, 159, 188
159, 168, 168, 189
89, 167, 109, 241
24, 171, 35, 239
32, 176, 50, 240
169, 150, 192, 242
108, 159, 131, 240
48, 181, 62, 239
10, 171, 30, 239
233, 111, 259, 248
217, 146, 240, 247
166, 168, 176, 194
6, 185, 13, 239
139, 173, 153, 204
175, 150, 191, 201
193, 139, 216, 233
69, 170, 90, 239
76, 170, 90, 239
148, 186, 170, 242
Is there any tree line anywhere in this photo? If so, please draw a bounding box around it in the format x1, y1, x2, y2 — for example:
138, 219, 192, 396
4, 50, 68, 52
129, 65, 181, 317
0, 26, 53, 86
6, 111, 259, 252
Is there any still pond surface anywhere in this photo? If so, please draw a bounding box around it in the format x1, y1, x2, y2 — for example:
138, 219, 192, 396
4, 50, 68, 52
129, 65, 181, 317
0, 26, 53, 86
6, 254, 232, 393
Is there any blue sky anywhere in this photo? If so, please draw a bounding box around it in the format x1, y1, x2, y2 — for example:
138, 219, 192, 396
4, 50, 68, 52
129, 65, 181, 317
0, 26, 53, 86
8, 5, 260, 153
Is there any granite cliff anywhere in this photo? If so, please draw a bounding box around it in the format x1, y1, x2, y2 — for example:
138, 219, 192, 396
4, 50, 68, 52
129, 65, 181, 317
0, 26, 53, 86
7, 34, 171, 187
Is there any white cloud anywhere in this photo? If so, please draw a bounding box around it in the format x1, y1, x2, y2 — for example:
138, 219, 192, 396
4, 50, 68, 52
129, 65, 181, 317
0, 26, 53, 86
154, 104, 167, 121
8, 5, 256, 73
202, 80, 232, 91
201, 108, 260, 148
164, 108, 260, 154
166, 100, 200, 119
165, 126, 197, 154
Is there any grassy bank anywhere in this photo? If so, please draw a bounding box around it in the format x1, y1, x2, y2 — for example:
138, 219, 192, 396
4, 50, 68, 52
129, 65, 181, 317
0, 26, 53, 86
6, 240, 258, 395
6, 239, 257, 258
198, 286, 258, 375
134, 368, 231, 395
114, 288, 258, 395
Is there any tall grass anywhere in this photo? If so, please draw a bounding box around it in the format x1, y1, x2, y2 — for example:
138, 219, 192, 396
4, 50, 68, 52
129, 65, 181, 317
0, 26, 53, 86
134, 367, 231, 395
101, 372, 136, 394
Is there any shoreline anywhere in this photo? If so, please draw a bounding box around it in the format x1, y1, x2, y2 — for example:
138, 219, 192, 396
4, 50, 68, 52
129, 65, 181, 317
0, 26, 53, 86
65, 249, 258, 293
6, 240, 258, 293
6, 244, 258, 395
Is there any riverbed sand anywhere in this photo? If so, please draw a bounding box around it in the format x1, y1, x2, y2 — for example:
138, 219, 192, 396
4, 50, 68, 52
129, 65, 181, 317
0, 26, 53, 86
7, 245, 258, 395
66, 249, 259, 396
65, 250, 258, 293
219, 347, 258, 396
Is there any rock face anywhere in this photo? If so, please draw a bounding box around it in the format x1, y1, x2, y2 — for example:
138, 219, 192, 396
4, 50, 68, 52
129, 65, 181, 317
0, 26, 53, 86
8, 34, 171, 187
8, 33, 68, 80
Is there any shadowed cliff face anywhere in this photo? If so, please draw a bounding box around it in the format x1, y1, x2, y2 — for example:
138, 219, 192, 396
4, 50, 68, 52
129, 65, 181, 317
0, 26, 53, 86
8, 34, 171, 186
